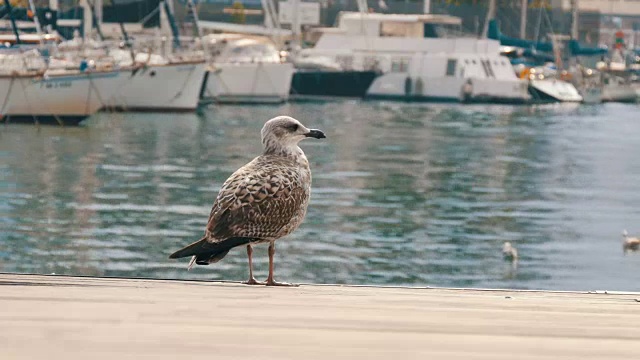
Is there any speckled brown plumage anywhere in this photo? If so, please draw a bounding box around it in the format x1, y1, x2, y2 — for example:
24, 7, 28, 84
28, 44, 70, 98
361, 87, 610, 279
169, 116, 326, 286
206, 153, 311, 244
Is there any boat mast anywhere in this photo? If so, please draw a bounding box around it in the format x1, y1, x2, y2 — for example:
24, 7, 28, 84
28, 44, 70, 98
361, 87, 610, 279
49, 0, 58, 33
161, 0, 181, 49
520, 0, 527, 39
2, 0, 22, 45
261, 0, 282, 46
290, 0, 300, 50
570, 0, 579, 40
110, 0, 136, 60
88, 0, 105, 41
185, 0, 210, 60
80, 0, 93, 40
482, 0, 496, 38
186, 0, 202, 38
27, 0, 44, 39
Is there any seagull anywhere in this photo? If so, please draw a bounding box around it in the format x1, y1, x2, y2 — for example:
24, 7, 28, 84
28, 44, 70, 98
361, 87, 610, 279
169, 116, 326, 286
622, 230, 640, 253
502, 241, 518, 262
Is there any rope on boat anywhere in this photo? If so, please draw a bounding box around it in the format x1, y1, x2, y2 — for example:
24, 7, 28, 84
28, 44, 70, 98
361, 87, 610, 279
84, 73, 93, 117
250, 63, 260, 97
17, 74, 40, 126
88, 72, 110, 113
209, 65, 234, 103
168, 64, 198, 104
258, 62, 286, 102
0, 75, 15, 121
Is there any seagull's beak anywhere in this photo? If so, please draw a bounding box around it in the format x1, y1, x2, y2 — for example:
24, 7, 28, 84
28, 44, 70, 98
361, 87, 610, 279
305, 129, 326, 139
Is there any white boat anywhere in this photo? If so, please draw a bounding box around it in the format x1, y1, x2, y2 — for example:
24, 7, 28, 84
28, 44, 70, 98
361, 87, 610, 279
0, 68, 127, 125
580, 86, 603, 104
585, 59, 639, 103
105, 60, 208, 111
634, 83, 640, 98
511, 64, 583, 103
528, 78, 583, 102
601, 74, 638, 103
52, 36, 208, 112
298, 12, 530, 103
200, 35, 293, 104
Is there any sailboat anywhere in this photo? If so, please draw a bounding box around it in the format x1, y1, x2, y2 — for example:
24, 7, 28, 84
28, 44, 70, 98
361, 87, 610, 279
99, 1, 208, 111
487, 8, 583, 103
298, 10, 530, 103
195, 0, 294, 104
0, 1, 129, 125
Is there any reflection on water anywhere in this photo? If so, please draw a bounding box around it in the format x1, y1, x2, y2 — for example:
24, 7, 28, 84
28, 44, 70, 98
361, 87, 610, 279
1, 102, 640, 291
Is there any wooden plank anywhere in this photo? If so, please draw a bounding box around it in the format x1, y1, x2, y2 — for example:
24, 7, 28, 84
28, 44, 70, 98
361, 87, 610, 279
1, 273, 639, 359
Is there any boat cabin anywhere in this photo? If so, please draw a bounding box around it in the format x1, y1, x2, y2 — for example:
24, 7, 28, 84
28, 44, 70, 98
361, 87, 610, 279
306, 12, 462, 45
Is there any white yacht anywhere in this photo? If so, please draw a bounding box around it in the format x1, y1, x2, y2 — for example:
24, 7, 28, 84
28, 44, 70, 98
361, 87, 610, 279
53, 37, 208, 112
515, 64, 583, 103
298, 12, 530, 103
105, 55, 207, 111
601, 73, 638, 103
201, 34, 294, 104
0, 50, 128, 125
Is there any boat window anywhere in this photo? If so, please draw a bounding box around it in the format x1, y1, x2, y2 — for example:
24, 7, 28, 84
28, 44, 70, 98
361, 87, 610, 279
465, 59, 470, 64
220, 42, 280, 63
391, 57, 410, 72
380, 21, 423, 38
446, 59, 457, 76
481, 60, 495, 78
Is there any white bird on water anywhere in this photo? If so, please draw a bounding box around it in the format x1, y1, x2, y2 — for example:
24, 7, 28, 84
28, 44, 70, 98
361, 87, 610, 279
502, 241, 518, 262
169, 116, 326, 286
622, 230, 640, 253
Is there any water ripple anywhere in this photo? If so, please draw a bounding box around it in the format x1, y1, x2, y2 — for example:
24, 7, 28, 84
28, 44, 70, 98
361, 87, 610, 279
1, 103, 639, 290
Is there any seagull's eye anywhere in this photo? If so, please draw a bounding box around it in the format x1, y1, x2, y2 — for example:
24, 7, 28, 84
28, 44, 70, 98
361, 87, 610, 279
288, 124, 299, 132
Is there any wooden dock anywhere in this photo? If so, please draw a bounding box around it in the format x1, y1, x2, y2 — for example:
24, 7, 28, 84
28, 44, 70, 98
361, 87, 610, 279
1, 273, 639, 359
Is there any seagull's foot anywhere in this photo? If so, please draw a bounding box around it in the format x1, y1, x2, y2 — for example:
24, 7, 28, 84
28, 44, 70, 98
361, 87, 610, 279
265, 278, 299, 287
243, 277, 266, 285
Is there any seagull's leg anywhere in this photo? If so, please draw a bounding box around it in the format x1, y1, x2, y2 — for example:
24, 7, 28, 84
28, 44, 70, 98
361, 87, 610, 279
243, 244, 264, 285
266, 241, 298, 287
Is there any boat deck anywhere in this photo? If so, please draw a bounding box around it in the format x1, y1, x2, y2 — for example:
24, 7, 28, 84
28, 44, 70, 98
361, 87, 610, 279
1, 273, 639, 359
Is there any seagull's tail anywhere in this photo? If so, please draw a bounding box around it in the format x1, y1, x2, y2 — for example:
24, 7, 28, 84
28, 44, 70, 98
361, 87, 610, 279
169, 237, 253, 268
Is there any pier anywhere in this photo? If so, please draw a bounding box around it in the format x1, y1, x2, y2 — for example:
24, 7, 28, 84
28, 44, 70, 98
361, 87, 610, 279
1, 273, 639, 359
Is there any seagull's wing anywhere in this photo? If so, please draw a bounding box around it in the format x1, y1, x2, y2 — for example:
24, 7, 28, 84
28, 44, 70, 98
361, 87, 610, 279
206, 156, 309, 241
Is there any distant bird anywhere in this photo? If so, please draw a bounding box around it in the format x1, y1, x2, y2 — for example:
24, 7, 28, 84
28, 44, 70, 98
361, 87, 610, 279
622, 230, 640, 253
502, 241, 518, 262
169, 116, 326, 286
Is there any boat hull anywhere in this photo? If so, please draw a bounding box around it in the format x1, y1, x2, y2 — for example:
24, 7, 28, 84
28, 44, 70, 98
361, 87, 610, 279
528, 79, 583, 103
203, 62, 294, 104
366, 73, 530, 104
0, 115, 86, 126
106, 62, 207, 111
601, 84, 638, 103
0, 70, 125, 125
290, 70, 379, 99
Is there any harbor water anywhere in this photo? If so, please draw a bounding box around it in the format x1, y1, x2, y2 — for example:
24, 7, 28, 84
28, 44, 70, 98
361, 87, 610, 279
1, 101, 639, 291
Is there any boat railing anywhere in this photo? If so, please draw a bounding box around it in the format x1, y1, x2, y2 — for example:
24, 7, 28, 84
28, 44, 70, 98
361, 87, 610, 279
0, 35, 206, 78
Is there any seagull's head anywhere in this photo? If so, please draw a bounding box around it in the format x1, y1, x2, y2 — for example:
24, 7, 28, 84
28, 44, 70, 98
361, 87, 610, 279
261, 116, 326, 153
